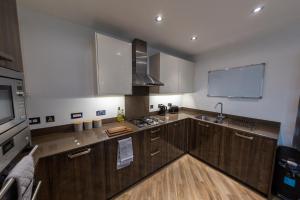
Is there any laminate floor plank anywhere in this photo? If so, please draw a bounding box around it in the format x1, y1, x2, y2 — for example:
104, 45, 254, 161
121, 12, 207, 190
114, 155, 266, 200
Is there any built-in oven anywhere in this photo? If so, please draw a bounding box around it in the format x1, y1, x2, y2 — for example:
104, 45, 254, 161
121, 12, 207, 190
0, 67, 30, 173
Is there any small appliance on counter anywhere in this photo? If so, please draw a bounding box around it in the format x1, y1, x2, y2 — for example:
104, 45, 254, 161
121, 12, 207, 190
272, 146, 300, 200
169, 105, 179, 114
158, 104, 167, 116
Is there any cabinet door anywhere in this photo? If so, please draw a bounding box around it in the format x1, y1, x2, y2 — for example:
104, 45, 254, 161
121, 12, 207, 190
95, 33, 132, 95
219, 129, 255, 182
44, 143, 106, 200
159, 53, 179, 93
35, 158, 51, 200
0, 0, 23, 71
189, 120, 222, 167
105, 132, 147, 198
166, 120, 186, 162
246, 136, 276, 194
178, 59, 195, 93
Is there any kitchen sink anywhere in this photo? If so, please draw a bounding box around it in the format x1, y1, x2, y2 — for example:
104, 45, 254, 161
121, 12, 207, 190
195, 115, 224, 124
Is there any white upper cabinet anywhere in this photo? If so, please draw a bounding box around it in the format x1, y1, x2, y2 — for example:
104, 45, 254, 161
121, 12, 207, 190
95, 33, 132, 95
159, 53, 179, 93
149, 53, 195, 94
178, 58, 195, 93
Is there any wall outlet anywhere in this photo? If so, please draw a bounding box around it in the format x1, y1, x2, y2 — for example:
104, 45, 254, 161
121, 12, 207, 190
46, 116, 55, 123
96, 110, 106, 116
71, 112, 83, 119
150, 105, 154, 109
29, 117, 41, 125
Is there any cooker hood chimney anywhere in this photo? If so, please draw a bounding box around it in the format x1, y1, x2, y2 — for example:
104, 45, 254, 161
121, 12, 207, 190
132, 39, 164, 86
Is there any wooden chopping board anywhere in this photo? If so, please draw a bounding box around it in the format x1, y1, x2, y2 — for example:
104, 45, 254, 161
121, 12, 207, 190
106, 126, 133, 137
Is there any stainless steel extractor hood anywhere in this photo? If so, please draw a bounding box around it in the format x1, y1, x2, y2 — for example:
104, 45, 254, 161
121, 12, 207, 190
132, 39, 164, 86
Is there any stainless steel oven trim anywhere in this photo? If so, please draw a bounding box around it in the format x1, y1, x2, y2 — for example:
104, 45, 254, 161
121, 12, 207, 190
0, 125, 31, 172
0, 121, 29, 145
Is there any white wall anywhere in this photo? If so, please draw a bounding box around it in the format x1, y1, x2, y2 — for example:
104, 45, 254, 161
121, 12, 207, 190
18, 7, 182, 129
149, 94, 182, 112
183, 26, 300, 146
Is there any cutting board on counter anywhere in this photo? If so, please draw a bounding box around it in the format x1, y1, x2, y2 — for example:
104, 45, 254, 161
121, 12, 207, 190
106, 126, 133, 137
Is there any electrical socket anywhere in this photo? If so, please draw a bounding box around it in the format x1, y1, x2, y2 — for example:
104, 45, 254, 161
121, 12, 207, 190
46, 116, 55, 123
29, 117, 40, 125
96, 110, 106, 116
71, 112, 83, 119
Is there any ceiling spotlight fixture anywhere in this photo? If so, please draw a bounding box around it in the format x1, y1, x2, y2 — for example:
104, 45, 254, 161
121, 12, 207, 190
155, 15, 163, 22
191, 35, 198, 41
252, 6, 264, 14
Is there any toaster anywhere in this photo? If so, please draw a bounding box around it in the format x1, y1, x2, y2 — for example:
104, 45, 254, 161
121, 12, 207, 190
169, 106, 179, 114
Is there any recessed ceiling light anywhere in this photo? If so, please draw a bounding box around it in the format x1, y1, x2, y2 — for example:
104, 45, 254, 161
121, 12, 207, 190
252, 6, 264, 14
155, 15, 163, 22
191, 35, 198, 41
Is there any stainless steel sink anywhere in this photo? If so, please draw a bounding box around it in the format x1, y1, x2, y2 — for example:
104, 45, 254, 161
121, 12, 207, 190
195, 115, 224, 124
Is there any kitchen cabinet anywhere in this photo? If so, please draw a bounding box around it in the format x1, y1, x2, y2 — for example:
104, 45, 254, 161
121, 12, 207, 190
149, 53, 195, 94
166, 120, 186, 162
178, 58, 194, 93
219, 128, 276, 194
35, 143, 106, 200
0, 0, 23, 71
145, 126, 167, 174
104, 131, 148, 198
189, 119, 222, 167
95, 33, 132, 95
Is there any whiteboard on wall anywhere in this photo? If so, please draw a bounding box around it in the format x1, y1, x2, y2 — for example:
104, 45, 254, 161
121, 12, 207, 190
208, 63, 265, 98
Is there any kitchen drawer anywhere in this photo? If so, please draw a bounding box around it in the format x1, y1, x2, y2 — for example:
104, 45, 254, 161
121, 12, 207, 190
150, 127, 163, 139
150, 139, 161, 153
149, 148, 162, 172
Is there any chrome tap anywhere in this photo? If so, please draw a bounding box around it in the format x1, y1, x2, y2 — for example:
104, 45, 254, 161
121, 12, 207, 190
214, 102, 225, 123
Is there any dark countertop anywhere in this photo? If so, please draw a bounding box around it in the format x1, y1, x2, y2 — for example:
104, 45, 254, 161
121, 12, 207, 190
32, 111, 279, 160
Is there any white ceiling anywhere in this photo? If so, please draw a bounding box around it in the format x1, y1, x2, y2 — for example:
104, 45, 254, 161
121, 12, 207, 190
18, 0, 300, 57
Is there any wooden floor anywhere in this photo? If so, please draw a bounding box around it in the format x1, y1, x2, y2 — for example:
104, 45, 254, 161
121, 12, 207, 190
114, 155, 266, 200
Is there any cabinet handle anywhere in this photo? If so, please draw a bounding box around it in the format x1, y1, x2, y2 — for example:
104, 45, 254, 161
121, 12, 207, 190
151, 136, 160, 142
198, 122, 209, 128
234, 132, 254, 140
31, 181, 42, 200
151, 129, 160, 134
173, 123, 178, 126
68, 148, 91, 159
0, 51, 13, 62
151, 150, 161, 157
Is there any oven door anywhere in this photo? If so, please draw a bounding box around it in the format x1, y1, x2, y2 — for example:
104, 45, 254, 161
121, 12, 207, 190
0, 77, 25, 135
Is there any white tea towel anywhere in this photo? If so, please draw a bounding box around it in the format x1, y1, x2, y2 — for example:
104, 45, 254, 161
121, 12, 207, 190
5, 155, 34, 200
117, 137, 134, 170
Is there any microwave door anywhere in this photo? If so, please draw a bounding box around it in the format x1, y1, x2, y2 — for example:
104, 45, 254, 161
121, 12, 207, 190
0, 85, 15, 125
0, 77, 25, 134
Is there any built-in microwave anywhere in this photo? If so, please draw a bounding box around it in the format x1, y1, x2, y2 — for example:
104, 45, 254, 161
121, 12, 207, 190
0, 68, 26, 135
0, 67, 30, 172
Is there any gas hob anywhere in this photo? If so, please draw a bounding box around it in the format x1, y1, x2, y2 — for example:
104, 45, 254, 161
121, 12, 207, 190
130, 116, 165, 128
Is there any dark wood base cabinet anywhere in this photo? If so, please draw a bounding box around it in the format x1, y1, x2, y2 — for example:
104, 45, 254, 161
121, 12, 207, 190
166, 120, 187, 162
35, 118, 276, 199
104, 131, 148, 198
189, 120, 222, 167
189, 119, 276, 196
219, 128, 277, 194
35, 143, 106, 200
